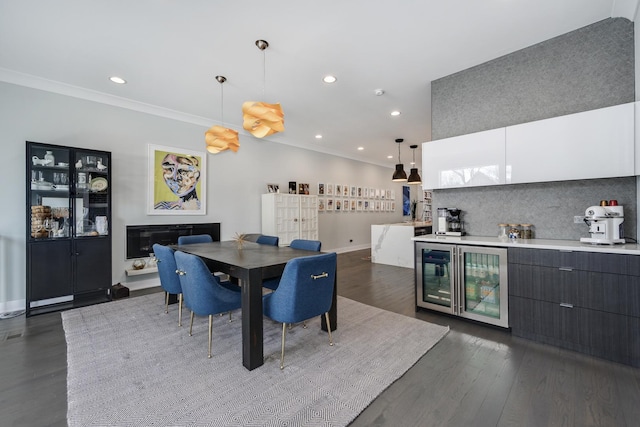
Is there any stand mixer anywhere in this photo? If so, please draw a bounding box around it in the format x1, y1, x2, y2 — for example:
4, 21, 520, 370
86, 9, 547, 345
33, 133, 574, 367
580, 205, 625, 245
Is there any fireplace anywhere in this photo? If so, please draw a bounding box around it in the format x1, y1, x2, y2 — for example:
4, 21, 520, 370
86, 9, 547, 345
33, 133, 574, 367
126, 223, 220, 259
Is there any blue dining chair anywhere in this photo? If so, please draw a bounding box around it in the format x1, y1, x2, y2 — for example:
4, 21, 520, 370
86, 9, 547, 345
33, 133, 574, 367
262, 252, 337, 369
174, 251, 242, 358
177, 234, 213, 245
152, 243, 183, 326
256, 234, 279, 246
262, 239, 322, 291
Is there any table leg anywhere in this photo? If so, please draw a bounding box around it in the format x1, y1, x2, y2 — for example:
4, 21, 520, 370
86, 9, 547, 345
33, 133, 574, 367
321, 271, 337, 332
242, 268, 264, 370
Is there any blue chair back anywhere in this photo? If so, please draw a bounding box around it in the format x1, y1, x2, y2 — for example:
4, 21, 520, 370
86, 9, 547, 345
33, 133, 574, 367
178, 234, 213, 245
174, 251, 241, 316
153, 244, 181, 295
290, 239, 321, 252
256, 235, 279, 246
263, 252, 337, 324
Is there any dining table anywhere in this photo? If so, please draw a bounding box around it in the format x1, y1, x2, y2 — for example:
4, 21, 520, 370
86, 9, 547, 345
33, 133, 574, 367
175, 240, 337, 370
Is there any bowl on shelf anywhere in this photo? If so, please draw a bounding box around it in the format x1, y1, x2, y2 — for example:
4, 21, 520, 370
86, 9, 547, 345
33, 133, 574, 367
132, 259, 146, 270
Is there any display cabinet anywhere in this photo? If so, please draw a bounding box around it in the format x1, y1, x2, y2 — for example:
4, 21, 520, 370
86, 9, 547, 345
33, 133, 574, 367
261, 193, 318, 246
26, 141, 112, 316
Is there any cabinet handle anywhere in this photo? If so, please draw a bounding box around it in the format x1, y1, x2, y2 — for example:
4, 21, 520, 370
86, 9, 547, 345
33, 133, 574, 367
559, 267, 573, 272
559, 303, 574, 308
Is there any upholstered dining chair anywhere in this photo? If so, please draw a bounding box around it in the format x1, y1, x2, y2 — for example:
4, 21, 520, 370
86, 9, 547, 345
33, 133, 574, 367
174, 250, 242, 358
262, 239, 322, 291
152, 243, 184, 326
262, 252, 337, 369
256, 234, 279, 246
177, 234, 213, 245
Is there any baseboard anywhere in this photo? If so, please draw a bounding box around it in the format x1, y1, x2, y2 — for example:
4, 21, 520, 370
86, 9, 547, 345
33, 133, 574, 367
0, 299, 25, 315
327, 244, 370, 254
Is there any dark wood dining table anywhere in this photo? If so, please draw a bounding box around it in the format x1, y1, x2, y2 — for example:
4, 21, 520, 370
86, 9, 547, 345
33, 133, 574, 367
175, 240, 337, 370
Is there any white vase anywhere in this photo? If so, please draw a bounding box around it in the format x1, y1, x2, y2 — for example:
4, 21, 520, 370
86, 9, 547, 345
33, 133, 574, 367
44, 151, 55, 165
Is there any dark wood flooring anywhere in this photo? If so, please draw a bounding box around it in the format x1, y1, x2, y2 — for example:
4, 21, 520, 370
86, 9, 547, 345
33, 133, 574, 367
2, 249, 639, 426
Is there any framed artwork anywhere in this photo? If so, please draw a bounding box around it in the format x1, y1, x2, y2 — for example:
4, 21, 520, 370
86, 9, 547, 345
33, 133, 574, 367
318, 183, 325, 195
381, 189, 386, 200
357, 186, 363, 198
343, 199, 349, 212
350, 185, 357, 197
357, 200, 363, 211
326, 198, 334, 211
363, 187, 369, 198
289, 181, 297, 194
326, 183, 334, 196
385, 189, 392, 200
369, 200, 375, 211
335, 184, 342, 196
299, 183, 310, 195
267, 183, 279, 193
318, 199, 325, 211
370, 187, 376, 199
147, 144, 206, 215
350, 200, 357, 211
364, 200, 370, 211
343, 184, 349, 196
335, 199, 342, 211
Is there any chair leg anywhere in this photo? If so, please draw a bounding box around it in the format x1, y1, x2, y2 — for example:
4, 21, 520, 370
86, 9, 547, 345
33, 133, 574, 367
164, 292, 170, 314
280, 322, 287, 370
324, 312, 334, 346
189, 311, 195, 336
228, 311, 233, 323
208, 314, 213, 359
178, 293, 183, 327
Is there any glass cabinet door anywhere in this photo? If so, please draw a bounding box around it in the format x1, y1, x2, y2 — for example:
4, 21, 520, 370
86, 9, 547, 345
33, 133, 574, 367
417, 244, 454, 310
73, 150, 110, 237
28, 143, 72, 240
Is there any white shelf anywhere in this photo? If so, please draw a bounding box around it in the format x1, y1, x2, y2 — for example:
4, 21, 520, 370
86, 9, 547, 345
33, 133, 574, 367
125, 266, 158, 276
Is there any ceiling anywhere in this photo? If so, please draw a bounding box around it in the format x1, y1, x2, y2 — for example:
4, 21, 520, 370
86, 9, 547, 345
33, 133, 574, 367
0, 0, 637, 171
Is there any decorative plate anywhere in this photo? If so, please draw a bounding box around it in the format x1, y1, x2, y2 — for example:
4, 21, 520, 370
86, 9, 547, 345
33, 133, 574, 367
90, 177, 108, 191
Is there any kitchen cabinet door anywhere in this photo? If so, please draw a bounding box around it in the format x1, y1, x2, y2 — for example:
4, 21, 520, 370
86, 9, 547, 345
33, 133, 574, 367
422, 128, 506, 189
506, 102, 634, 184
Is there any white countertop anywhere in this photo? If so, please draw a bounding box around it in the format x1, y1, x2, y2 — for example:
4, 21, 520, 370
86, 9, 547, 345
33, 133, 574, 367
374, 221, 432, 227
412, 234, 640, 255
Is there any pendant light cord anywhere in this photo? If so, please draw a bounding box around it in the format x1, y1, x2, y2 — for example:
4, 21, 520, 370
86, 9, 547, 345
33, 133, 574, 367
262, 49, 266, 99
220, 83, 224, 125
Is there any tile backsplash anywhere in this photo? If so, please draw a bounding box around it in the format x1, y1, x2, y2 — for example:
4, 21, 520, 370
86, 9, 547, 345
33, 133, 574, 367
432, 177, 636, 241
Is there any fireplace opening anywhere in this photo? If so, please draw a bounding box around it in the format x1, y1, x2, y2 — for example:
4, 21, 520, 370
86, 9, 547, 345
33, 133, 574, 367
126, 223, 220, 259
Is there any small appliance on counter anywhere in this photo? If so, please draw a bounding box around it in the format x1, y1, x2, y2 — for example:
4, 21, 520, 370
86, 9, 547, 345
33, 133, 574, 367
436, 208, 466, 236
579, 200, 625, 245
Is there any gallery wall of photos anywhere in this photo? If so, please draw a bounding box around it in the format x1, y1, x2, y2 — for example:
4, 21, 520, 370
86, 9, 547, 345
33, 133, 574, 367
316, 183, 396, 213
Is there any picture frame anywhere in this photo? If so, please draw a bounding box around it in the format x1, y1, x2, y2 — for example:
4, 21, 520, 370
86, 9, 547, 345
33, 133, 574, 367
335, 184, 342, 196
343, 184, 349, 197
147, 144, 206, 215
318, 183, 325, 195
299, 183, 310, 195
288, 181, 297, 194
318, 198, 325, 211
326, 183, 334, 196
343, 199, 350, 212
350, 185, 357, 198
335, 199, 342, 211
267, 183, 279, 193
326, 198, 334, 211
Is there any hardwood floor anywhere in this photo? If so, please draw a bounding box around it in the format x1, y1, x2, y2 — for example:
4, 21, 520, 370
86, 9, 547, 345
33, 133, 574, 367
2, 249, 639, 426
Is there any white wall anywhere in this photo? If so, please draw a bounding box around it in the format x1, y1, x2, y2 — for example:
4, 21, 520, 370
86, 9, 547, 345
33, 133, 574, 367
0, 82, 408, 311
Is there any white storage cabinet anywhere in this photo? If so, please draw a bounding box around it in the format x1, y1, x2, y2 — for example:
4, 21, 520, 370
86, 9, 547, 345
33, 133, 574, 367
261, 193, 318, 246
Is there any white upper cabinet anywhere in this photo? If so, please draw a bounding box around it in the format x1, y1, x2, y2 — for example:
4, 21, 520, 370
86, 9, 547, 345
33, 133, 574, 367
422, 128, 506, 189
505, 102, 635, 184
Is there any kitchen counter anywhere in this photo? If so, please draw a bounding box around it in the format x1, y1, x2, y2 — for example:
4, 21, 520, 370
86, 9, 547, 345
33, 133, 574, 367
372, 222, 432, 268
412, 234, 640, 255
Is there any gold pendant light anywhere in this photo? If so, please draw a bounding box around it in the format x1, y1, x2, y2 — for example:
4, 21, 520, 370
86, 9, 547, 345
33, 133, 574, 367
205, 75, 239, 154
242, 40, 285, 138
407, 144, 422, 185
392, 139, 408, 182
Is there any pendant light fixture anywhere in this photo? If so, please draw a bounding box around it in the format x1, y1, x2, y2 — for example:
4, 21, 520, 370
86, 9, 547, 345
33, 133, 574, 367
242, 39, 285, 138
392, 138, 408, 182
407, 144, 422, 185
205, 75, 240, 154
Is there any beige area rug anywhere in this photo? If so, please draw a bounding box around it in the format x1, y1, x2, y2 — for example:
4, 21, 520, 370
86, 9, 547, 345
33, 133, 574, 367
62, 294, 449, 426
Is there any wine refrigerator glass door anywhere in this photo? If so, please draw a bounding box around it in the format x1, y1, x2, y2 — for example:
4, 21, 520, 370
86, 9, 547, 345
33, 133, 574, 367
415, 242, 455, 314
458, 245, 509, 328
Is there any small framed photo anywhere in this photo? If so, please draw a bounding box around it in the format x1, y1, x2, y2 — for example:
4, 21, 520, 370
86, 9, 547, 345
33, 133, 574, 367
350, 200, 357, 211
369, 199, 375, 211
267, 183, 279, 193
357, 186, 363, 198
318, 199, 325, 211
335, 184, 342, 196
363, 187, 369, 198
364, 200, 370, 211
298, 183, 310, 195
289, 181, 297, 194
335, 199, 342, 211
386, 189, 392, 200
318, 183, 325, 195
343, 185, 349, 197
326, 183, 334, 196
343, 199, 349, 212
350, 185, 357, 197
326, 198, 334, 211
357, 200, 363, 211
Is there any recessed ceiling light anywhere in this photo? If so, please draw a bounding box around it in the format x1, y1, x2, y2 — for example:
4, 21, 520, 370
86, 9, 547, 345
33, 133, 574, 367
315, 134, 323, 139
390, 110, 401, 116
322, 75, 337, 84
109, 76, 126, 84
387, 155, 393, 159
357, 147, 364, 151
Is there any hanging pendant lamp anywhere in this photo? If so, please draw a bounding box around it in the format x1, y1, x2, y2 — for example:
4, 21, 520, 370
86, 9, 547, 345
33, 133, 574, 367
407, 144, 422, 185
242, 39, 285, 138
205, 75, 240, 154
392, 138, 408, 182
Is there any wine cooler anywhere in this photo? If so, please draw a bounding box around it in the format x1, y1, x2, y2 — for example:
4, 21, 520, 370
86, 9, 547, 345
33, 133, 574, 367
415, 242, 509, 328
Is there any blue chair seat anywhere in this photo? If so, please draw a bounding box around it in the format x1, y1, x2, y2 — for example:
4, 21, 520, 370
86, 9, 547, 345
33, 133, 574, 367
262, 239, 322, 291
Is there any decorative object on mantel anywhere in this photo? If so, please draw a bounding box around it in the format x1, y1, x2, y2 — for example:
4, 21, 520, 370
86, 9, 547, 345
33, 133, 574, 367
132, 259, 146, 270
242, 39, 285, 138
232, 232, 247, 249
392, 138, 408, 182
407, 144, 422, 185
205, 75, 240, 154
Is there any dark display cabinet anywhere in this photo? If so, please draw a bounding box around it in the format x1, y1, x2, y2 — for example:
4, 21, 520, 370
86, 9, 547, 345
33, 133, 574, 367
26, 141, 112, 316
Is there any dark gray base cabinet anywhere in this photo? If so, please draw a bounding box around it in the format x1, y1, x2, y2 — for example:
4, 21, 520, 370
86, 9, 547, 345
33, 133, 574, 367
508, 247, 640, 367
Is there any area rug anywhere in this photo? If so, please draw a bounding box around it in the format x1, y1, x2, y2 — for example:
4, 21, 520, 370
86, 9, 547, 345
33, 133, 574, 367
62, 294, 449, 426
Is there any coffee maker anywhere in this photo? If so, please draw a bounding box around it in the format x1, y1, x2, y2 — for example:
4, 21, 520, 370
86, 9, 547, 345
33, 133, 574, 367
436, 208, 466, 236
579, 205, 625, 245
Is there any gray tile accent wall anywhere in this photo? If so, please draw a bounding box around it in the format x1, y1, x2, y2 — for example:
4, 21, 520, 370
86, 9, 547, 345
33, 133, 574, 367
432, 18, 634, 140
430, 18, 636, 242
433, 177, 636, 241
